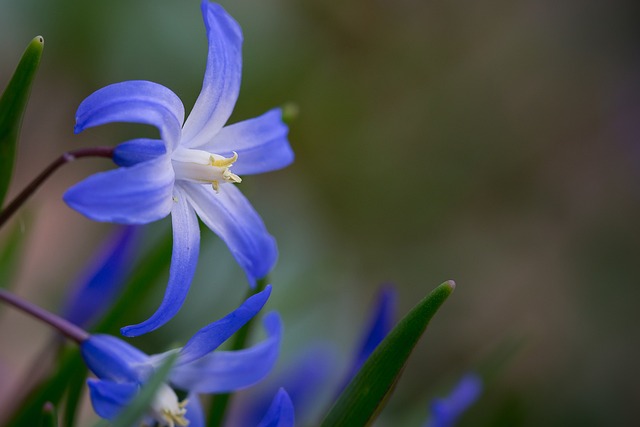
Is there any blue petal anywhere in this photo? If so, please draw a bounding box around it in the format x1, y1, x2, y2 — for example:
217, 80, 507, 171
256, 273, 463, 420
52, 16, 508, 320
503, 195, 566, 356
201, 108, 294, 175
63, 156, 175, 224
184, 393, 205, 427
62, 226, 139, 328
426, 374, 483, 427
114, 138, 167, 167
120, 189, 200, 337
257, 388, 295, 427
346, 285, 397, 382
81, 334, 149, 383
183, 183, 277, 286
174, 285, 272, 366
170, 311, 280, 393
75, 80, 184, 150
87, 379, 138, 420
181, 1, 243, 148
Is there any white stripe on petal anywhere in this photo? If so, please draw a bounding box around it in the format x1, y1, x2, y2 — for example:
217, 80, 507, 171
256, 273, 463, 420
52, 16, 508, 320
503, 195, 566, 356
181, 2, 243, 148
182, 182, 277, 286
75, 81, 184, 150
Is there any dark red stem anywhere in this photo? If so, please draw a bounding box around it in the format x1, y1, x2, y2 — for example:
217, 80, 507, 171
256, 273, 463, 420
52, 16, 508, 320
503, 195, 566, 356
0, 146, 114, 228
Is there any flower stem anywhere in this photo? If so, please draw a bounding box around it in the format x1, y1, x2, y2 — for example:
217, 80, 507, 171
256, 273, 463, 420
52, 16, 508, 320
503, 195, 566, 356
0, 289, 89, 343
207, 277, 268, 427
0, 146, 114, 228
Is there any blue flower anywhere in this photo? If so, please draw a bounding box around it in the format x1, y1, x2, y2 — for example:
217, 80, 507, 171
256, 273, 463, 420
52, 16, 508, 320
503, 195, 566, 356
425, 373, 483, 427
64, 0, 294, 337
81, 286, 283, 427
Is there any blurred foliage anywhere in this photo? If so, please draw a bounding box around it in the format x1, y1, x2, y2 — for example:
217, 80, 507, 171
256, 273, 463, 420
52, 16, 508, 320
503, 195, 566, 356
0, 35, 43, 207
1, 0, 640, 425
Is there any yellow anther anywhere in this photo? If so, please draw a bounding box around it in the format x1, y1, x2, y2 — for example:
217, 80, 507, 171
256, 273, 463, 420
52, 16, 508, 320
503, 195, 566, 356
223, 169, 242, 184
149, 385, 189, 427
209, 151, 238, 167
160, 398, 189, 427
211, 168, 241, 193
172, 148, 241, 191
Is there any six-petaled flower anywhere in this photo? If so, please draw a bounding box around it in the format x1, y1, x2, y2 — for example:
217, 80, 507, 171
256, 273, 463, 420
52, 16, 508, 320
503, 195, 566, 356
81, 286, 284, 426
64, 0, 294, 337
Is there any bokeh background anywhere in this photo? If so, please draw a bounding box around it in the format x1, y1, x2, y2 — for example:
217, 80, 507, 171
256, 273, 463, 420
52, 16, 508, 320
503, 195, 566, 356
1, 0, 640, 425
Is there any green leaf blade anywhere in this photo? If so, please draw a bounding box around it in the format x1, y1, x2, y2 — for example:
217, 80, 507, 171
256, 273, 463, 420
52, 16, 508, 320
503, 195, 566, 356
0, 36, 44, 207
111, 351, 178, 427
320, 280, 456, 427
0, 215, 29, 290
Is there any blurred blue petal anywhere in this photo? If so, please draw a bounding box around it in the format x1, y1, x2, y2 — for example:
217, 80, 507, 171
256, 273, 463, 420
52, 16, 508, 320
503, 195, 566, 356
75, 80, 184, 149
176, 286, 272, 365
184, 183, 277, 287
87, 379, 138, 420
114, 138, 167, 167
204, 108, 294, 175
62, 226, 139, 328
257, 388, 295, 427
63, 156, 174, 224
171, 311, 281, 393
81, 334, 148, 383
347, 284, 397, 380
181, 1, 243, 148
184, 393, 205, 427
120, 191, 200, 337
426, 374, 483, 427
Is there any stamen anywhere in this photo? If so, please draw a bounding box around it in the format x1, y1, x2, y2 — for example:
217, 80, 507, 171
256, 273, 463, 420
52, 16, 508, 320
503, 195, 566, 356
150, 385, 190, 427
161, 403, 189, 427
223, 169, 241, 184
172, 148, 242, 191
209, 151, 238, 167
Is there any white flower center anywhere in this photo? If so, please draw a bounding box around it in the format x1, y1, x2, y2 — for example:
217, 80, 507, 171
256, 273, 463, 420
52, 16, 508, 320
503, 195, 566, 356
148, 383, 189, 427
171, 148, 241, 192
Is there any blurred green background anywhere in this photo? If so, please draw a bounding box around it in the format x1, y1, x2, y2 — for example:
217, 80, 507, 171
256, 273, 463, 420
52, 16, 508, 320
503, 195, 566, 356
1, 0, 640, 425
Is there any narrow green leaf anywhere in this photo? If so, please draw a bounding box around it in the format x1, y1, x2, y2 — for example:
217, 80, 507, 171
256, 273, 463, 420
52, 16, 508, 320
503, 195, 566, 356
320, 280, 456, 427
0, 36, 44, 207
40, 402, 58, 427
0, 216, 29, 290
111, 351, 178, 427
61, 363, 87, 427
